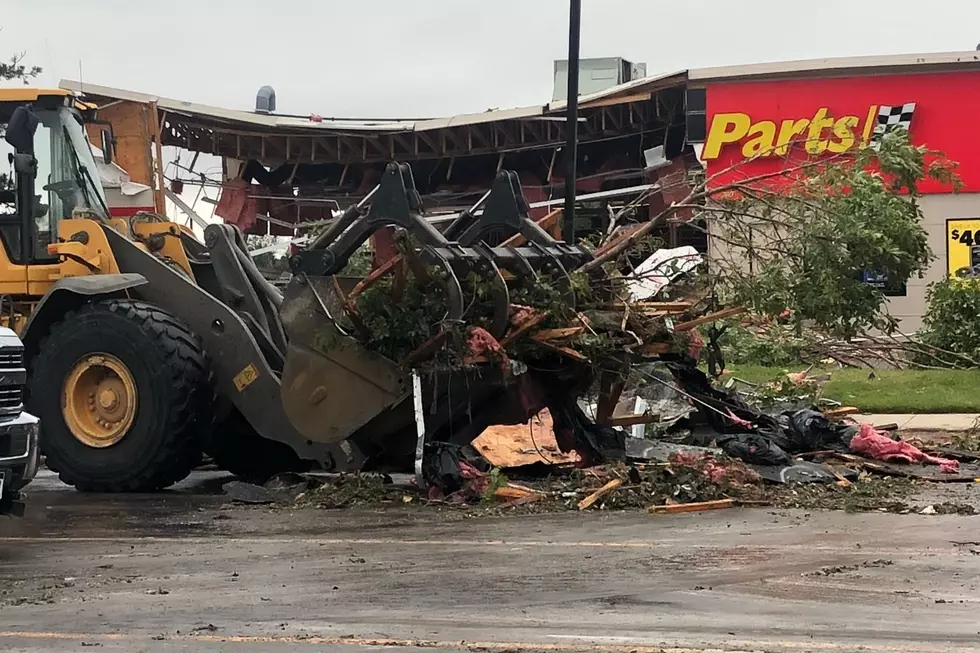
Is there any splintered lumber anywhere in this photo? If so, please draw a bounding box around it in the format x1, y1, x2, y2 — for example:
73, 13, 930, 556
673, 307, 747, 332
603, 413, 662, 427
494, 485, 541, 501
531, 326, 585, 341
331, 276, 370, 338
577, 479, 623, 510
330, 276, 348, 303
499, 308, 549, 347
648, 498, 735, 514
533, 340, 589, 362
346, 255, 402, 305
501, 209, 563, 247
594, 373, 625, 425
823, 406, 860, 419
594, 223, 644, 257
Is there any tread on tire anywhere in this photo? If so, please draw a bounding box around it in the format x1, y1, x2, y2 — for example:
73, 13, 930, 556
27, 299, 210, 492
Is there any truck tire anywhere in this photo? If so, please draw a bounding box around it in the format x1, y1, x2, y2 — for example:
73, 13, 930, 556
27, 299, 209, 492
203, 407, 312, 484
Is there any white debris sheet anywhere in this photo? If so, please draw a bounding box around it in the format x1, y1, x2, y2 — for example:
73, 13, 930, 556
626, 246, 703, 301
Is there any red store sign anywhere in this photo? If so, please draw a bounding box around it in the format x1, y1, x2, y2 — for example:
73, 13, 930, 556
693, 71, 980, 193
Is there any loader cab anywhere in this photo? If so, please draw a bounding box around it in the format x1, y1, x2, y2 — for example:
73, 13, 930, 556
1, 90, 109, 268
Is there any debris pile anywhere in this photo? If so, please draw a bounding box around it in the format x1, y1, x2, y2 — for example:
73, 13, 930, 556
246, 208, 980, 514
401, 355, 980, 513
339, 241, 714, 372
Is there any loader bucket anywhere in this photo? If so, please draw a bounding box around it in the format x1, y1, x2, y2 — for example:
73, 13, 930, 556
278, 162, 597, 464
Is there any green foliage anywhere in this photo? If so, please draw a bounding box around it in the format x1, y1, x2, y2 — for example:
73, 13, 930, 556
918, 278, 980, 363
353, 272, 454, 363
0, 51, 41, 84
709, 130, 952, 338
342, 244, 374, 277
717, 324, 809, 367
751, 370, 825, 407
482, 468, 509, 503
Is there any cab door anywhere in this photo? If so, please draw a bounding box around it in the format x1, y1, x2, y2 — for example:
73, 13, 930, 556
0, 104, 34, 297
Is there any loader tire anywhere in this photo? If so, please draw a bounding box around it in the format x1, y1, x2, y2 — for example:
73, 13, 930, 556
27, 300, 209, 492
203, 407, 312, 484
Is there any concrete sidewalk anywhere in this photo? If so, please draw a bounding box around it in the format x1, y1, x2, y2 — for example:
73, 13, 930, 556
856, 413, 979, 431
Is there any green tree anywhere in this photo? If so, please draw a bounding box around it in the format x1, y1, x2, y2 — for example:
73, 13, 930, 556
917, 278, 980, 364
702, 130, 957, 338
0, 51, 41, 85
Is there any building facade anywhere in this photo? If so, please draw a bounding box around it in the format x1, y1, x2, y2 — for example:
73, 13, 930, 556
686, 52, 980, 331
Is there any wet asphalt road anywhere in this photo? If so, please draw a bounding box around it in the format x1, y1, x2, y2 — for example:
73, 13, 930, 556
1, 471, 979, 652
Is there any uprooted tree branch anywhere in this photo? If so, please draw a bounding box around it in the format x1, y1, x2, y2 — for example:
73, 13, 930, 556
591, 130, 967, 370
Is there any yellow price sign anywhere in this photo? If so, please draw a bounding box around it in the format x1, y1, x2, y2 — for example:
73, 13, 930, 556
946, 218, 980, 278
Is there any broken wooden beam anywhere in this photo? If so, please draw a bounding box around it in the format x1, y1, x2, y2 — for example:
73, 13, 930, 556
531, 326, 585, 341
602, 413, 662, 427
594, 372, 626, 425
499, 308, 550, 347
494, 485, 542, 501
331, 276, 371, 339
533, 339, 589, 362
673, 307, 747, 332
648, 498, 735, 514
346, 254, 402, 305
500, 208, 563, 248
823, 406, 859, 419
577, 479, 623, 510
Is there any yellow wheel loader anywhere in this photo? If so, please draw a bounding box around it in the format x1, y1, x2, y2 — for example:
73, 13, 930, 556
0, 89, 600, 491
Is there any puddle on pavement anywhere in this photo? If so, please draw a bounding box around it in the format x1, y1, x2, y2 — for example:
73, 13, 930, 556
4, 472, 237, 539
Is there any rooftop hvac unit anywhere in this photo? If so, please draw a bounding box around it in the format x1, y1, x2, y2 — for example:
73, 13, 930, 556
552, 57, 647, 102
255, 85, 277, 114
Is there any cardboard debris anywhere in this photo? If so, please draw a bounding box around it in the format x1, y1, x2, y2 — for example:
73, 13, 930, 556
471, 409, 581, 468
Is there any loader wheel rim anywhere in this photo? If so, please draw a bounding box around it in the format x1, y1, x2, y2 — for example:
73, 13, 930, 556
63, 354, 138, 448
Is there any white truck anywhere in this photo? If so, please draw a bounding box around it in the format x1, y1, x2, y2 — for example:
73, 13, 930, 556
0, 325, 40, 517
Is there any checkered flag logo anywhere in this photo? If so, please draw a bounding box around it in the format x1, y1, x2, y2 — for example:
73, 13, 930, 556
871, 102, 915, 149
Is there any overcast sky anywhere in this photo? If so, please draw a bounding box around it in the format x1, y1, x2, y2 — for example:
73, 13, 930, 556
5, 0, 980, 118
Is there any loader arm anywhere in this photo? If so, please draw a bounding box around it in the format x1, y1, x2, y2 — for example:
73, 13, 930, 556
99, 226, 365, 470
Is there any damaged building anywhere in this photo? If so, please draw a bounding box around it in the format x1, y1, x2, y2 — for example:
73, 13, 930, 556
62, 49, 980, 330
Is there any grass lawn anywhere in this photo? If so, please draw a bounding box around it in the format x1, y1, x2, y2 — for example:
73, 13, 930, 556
723, 365, 980, 414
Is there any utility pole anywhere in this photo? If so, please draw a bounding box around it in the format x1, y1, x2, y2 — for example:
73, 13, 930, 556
562, 0, 581, 244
